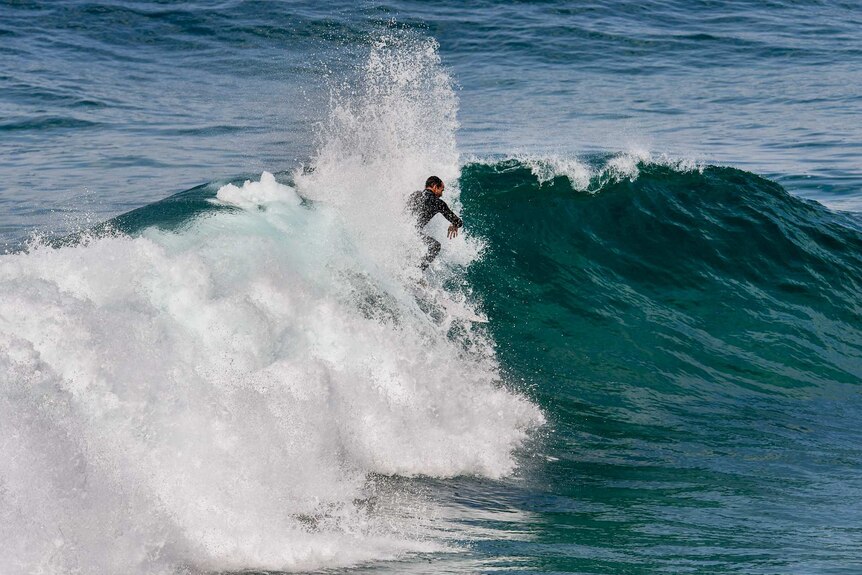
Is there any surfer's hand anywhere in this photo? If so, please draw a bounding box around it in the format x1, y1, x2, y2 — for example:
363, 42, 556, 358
447, 225, 459, 239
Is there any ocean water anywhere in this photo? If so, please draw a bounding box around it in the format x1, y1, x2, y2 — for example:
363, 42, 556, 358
1, 2, 861, 574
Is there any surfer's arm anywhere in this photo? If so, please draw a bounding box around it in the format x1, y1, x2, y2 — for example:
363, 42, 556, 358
436, 199, 463, 239
437, 200, 464, 229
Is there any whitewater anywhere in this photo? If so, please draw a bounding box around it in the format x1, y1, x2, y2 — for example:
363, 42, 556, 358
0, 35, 544, 574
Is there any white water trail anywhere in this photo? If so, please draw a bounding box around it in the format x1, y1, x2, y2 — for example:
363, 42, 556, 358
0, 33, 544, 575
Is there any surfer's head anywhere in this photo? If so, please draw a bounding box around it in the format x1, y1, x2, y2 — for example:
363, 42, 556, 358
425, 176, 444, 197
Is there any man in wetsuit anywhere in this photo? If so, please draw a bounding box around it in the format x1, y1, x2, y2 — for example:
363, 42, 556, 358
407, 176, 463, 270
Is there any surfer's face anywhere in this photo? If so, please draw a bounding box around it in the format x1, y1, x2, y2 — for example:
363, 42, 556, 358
429, 183, 444, 197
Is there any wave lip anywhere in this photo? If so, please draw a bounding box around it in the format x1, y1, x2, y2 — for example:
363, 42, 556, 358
509, 149, 705, 192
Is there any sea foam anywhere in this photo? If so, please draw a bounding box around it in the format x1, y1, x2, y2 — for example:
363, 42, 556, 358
0, 32, 543, 574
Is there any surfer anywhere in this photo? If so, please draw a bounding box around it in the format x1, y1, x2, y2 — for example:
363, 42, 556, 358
407, 176, 463, 270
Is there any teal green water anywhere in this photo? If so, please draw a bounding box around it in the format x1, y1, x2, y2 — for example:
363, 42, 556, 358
459, 160, 862, 573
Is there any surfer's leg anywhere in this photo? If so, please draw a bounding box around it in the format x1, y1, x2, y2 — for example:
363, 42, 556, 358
419, 234, 441, 270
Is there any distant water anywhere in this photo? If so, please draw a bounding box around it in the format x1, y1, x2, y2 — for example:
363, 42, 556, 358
1, 2, 861, 575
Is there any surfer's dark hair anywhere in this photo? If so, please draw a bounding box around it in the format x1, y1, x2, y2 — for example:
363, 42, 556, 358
425, 176, 443, 188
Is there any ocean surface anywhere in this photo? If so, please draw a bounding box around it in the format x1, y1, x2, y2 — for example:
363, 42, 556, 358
1, 2, 861, 574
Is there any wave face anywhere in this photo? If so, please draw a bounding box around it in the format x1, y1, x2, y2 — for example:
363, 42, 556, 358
463, 157, 862, 394
0, 35, 543, 575
458, 157, 862, 572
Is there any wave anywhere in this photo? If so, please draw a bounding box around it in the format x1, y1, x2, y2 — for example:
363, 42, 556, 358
461, 158, 862, 406
6, 138, 861, 575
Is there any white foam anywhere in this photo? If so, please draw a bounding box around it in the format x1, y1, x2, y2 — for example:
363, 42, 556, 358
0, 33, 543, 575
215, 170, 302, 208
515, 148, 704, 192
520, 154, 593, 189
293, 32, 484, 281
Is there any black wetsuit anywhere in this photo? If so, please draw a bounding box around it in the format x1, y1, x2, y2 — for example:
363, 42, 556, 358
407, 188, 463, 269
